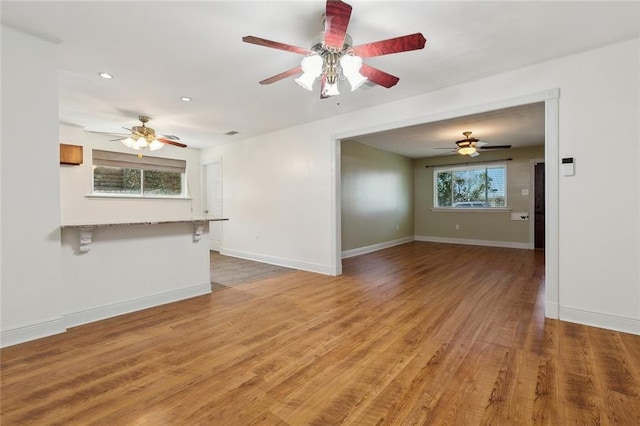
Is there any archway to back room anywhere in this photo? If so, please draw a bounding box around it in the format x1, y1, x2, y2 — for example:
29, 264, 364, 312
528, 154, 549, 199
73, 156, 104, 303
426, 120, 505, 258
333, 91, 560, 318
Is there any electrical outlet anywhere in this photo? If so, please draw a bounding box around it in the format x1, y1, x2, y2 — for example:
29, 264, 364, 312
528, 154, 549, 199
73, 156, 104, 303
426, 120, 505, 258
455, 224, 460, 230
396, 225, 400, 231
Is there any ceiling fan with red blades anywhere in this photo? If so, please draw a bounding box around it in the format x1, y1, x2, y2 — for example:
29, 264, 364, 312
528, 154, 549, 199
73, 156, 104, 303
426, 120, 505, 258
242, 0, 427, 98
91, 116, 187, 151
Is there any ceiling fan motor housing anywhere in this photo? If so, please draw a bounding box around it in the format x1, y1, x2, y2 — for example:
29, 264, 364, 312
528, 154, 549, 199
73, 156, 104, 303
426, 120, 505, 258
310, 31, 354, 84
132, 116, 156, 142
455, 131, 479, 148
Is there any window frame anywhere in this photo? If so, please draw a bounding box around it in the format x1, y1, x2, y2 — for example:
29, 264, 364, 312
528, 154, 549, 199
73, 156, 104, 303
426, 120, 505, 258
432, 162, 508, 210
91, 149, 187, 199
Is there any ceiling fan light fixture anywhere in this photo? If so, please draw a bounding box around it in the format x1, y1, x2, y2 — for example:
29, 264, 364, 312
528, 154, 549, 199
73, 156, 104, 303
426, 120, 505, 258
114, 116, 187, 151
134, 136, 148, 149
340, 54, 367, 91
458, 146, 477, 156
295, 72, 318, 91
322, 81, 340, 97
295, 54, 323, 90
121, 137, 135, 148
148, 139, 164, 151
243, 0, 426, 98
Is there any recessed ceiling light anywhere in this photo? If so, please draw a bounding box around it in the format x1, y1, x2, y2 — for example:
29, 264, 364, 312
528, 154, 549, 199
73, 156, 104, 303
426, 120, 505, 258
180, 96, 191, 102
98, 72, 113, 79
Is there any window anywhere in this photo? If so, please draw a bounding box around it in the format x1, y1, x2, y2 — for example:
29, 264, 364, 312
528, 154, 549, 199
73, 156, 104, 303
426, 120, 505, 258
434, 163, 506, 208
92, 150, 186, 197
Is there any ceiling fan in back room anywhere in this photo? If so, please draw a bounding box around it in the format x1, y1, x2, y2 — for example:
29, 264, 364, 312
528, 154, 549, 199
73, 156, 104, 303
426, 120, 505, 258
91, 116, 188, 151
242, 0, 427, 98
435, 131, 512, 157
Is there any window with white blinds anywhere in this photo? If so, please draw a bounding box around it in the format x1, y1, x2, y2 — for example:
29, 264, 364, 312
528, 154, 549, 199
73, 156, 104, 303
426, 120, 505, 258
92, 150, 186, 197
434, 163, 507, 208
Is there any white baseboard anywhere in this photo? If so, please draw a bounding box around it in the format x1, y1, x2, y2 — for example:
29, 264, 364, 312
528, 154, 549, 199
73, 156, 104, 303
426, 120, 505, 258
1, 317, 67, 348
65, 282, 212, 329
341, 236, 414, 259
221, 248, 335, 275
1, 283, 211, 348
560, 306, 640, 336
545, 301, 559, 319
414, 235, 530, 250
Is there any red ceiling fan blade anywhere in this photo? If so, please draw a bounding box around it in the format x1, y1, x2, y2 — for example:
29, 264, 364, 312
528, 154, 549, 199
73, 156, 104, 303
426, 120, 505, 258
360, 64, 399, 88
157, 137, 187, 148
324, 0, 352, 50
352, 33, 426, 58
259, 66, 303, 85
242, 36, 312, 56
156, 136, 187, 148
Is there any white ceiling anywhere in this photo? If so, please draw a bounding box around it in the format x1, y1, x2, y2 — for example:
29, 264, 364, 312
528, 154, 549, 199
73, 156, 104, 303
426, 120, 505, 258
348, 102, 546, 158
2, 1, 639, 154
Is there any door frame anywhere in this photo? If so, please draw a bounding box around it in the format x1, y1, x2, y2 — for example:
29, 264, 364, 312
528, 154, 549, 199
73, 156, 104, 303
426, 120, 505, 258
331, 88, 560, 319
203, 159, 223, 251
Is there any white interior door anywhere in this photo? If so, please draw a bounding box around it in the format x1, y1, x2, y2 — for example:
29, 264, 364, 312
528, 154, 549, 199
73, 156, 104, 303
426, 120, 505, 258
205, 161, 223, 251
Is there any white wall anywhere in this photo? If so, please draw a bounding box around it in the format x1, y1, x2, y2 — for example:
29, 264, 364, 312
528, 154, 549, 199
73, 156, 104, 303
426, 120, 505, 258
1, 27, 65, 344
60, 223, 210, 328
201, 121, 337, 273
0, 27, 211, 347
59, 124, 203, 225
58, 125, 210, 331
202, 38, 639, 334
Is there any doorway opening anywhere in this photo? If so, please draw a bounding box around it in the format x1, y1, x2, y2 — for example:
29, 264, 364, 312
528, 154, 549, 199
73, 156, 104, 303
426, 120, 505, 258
332, 89, 560, 319
534, 161, 545, 250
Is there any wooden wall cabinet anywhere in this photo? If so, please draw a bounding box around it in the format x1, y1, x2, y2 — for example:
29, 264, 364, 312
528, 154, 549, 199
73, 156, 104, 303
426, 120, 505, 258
60, 143, 83, 165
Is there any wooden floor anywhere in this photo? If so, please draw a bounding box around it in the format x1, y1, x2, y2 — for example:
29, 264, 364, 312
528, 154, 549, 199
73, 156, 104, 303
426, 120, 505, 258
210, 251, 295, 290
2, 242, 639, 425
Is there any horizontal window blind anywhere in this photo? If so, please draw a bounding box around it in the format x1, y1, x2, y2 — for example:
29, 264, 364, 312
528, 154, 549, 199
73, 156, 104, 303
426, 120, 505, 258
92, 150, 186, 173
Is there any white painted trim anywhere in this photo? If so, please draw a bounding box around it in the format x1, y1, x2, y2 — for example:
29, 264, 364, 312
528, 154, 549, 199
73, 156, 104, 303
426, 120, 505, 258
331, 134, 342, 275
1, 283, 212, 347
544, 95, 560, 319
221, 248, 335, 276
342, 236, 414, 259
415, 235, 530, 250
64, 282, 211, 329
1, 317, 66, 348
560, 306, 640, 336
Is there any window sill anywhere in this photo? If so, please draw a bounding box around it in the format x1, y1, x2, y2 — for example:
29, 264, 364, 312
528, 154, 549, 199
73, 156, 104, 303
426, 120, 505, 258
431, 208, 511, 213
86, 194, 191, 200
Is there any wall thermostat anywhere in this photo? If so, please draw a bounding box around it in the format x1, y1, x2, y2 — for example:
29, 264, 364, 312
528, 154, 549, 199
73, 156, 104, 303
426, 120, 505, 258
562, 157, 575, 176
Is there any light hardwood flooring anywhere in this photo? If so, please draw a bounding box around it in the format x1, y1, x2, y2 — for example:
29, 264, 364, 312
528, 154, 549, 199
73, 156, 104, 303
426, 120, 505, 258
1, 242, 639, 424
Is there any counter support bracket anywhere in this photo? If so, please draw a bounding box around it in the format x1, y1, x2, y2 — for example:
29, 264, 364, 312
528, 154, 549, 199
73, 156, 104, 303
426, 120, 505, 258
78, 226, 95, 253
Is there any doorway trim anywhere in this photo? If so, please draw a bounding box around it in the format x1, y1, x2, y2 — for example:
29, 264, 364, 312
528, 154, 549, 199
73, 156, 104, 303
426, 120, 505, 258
203, 159, 223, 252
332, 88, 560, 319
